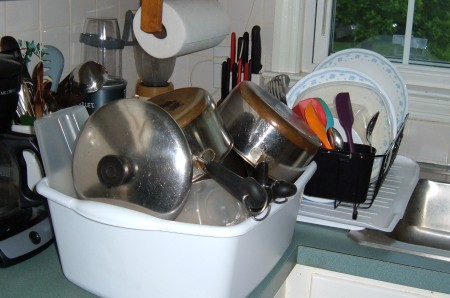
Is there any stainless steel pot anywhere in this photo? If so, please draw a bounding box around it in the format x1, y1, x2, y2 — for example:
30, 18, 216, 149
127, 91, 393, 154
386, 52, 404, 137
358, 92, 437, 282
218, 81, 321, 182
149, 87, 233, 181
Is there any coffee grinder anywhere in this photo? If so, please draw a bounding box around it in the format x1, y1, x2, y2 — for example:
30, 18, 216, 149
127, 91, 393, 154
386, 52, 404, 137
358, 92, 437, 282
80, 17, 127, 114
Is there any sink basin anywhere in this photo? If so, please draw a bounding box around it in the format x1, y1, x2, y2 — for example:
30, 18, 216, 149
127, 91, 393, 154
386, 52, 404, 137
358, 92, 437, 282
390, 179, 450, 250
349, 162, 450, 262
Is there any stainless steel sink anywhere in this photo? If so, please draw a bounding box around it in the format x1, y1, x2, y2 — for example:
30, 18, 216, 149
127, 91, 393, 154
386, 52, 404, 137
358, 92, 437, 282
349, 162, 450, 262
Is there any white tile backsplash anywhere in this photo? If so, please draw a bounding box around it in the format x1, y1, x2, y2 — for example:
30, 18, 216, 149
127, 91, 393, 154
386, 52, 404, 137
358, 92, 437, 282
96, 0, 119, 18
41, 0, 70, 29
0, 3, 5, 33
398, 119, 450, 166
71, 0, 96, 26
1, 0, 274, 98
5, 0, 40, 33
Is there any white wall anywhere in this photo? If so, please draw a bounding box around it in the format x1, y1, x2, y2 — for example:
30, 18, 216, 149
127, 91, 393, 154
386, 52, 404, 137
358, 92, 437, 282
0, 0, 276, 99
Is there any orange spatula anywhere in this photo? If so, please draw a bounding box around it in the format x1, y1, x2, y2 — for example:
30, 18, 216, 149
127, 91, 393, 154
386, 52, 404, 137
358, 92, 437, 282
304, 102, 332, 150
292, 97, 327, 125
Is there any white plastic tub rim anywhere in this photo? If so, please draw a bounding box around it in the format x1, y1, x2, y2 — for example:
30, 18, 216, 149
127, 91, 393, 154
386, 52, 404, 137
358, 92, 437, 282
36, 162, 317, 237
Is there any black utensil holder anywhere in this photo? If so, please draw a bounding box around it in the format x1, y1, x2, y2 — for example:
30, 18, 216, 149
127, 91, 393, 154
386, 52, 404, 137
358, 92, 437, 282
304, 143, 375, 204
304, 115, 408, 220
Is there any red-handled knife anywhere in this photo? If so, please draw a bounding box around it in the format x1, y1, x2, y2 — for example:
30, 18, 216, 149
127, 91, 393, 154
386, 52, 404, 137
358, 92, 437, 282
230, 32, 236, 67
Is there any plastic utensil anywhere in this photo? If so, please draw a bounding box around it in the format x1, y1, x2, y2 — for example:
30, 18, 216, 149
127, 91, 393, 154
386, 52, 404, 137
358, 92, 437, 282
317, 97, 334, 130
42, 45, 64, 93
305, 102, 332, 149
292, 98, 326, 126
335, 92, 355, 153
34, 105, 89, 197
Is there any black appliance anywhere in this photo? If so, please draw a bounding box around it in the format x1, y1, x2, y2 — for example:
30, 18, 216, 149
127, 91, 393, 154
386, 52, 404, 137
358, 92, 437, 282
0, 56, 53, 267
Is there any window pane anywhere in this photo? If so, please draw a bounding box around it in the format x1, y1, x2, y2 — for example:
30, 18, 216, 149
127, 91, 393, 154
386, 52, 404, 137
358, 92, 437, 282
410, 1, 450, 66
331, 0, 408, 61
330, 0, 450, 67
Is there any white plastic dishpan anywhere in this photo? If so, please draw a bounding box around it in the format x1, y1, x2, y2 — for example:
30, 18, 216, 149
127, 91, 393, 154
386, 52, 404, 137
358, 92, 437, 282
37, 162, 316, 298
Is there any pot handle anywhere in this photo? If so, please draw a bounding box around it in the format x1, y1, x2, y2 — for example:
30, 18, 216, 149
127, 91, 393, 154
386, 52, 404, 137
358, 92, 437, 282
254, 162, 297, 202
1, 130, 47, 208
204, 161, 268, 212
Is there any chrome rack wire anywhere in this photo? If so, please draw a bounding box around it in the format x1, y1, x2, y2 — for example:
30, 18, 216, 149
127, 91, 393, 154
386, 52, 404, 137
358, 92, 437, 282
333, 114, 408, 219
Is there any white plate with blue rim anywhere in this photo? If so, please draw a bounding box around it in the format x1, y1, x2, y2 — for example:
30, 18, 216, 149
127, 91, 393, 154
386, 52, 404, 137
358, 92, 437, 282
286, 67, 397, 180
316, 48, 408, 131
286, 67, 397, 154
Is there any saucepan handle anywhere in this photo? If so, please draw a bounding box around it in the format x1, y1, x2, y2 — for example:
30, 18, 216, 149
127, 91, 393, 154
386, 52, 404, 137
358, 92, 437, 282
204, 161, 268, 212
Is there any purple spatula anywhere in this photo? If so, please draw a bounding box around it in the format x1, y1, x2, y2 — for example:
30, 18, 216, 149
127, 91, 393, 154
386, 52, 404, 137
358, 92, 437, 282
335, 92, 355, 153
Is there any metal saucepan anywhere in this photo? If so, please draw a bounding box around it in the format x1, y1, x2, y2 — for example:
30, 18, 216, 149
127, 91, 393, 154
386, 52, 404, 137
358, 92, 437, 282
148, 87, 232, 181
218, 81, 321, 182
72, 98, 272, 220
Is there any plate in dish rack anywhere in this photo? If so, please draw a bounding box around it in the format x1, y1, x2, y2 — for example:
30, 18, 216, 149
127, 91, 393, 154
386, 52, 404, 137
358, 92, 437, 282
316, 48, 408, 130
286, 67, 396, 156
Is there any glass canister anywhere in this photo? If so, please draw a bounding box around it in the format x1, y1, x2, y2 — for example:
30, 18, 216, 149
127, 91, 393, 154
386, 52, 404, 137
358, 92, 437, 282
80, 17, 124, 78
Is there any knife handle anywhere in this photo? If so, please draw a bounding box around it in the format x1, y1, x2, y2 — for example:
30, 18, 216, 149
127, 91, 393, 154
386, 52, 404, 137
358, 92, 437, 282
237, 37, 243, 59
242, 32, 249, 63
232, 63, 238, 88
220, 60, 229, 100
251, 25, 262, 74
230, 32, 236, 66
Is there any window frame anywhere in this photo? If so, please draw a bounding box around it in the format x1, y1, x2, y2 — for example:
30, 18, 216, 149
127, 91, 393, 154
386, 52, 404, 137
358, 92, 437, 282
268, 0, 450, 124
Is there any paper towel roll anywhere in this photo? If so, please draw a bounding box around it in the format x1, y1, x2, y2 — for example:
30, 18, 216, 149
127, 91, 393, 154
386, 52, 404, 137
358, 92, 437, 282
133, 0, 230, 59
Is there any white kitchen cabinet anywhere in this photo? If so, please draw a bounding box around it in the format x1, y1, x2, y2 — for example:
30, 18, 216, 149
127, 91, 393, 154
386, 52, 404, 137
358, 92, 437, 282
281, 265, 449, 298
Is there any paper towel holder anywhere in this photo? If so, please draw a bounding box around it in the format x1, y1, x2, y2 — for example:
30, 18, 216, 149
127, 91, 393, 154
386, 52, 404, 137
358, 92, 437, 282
141, 0, 164, 33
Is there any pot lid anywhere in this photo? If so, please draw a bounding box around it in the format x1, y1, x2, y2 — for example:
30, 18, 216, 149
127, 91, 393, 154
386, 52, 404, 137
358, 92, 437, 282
148, 87, 211, 127
73, 98, 193, 220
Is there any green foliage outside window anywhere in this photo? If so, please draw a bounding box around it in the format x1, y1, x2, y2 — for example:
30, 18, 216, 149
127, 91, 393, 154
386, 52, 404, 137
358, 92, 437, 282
333, 0, 450, 63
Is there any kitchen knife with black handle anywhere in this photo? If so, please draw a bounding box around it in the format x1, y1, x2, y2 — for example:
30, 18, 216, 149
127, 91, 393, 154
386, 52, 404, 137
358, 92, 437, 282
242, 32, 249, 64
250, 25, 262, 74
220, 60, 229, 101
232, 63, 238, 88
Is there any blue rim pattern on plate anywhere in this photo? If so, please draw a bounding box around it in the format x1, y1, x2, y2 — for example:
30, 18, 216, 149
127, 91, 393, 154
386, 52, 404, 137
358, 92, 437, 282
286, 67, 396, 155
316, 48, 408, 130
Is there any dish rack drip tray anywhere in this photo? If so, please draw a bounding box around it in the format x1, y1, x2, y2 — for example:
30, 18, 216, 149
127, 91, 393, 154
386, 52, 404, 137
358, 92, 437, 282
298, 155, 419, 232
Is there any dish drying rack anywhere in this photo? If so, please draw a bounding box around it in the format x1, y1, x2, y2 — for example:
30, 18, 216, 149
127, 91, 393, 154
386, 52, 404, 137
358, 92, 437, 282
303, 115, 408, 220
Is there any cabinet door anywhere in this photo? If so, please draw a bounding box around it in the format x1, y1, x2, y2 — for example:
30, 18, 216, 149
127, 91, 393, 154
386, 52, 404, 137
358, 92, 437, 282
284, 265, 449, 298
